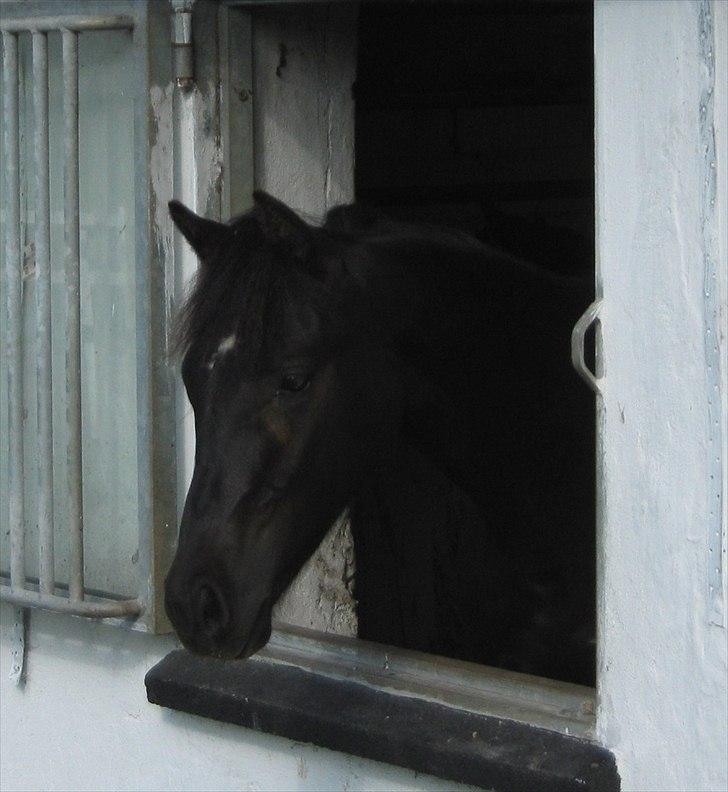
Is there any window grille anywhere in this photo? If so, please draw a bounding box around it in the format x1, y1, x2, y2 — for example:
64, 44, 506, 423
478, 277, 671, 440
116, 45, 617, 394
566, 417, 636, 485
1, 2, 177, 632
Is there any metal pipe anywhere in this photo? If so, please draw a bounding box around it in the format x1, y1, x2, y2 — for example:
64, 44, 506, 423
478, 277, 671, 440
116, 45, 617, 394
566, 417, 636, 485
3, 32, 25, 592
33, 31, 55, 596
172, 10, 194, 90
0, 586, 142, 618
63, 28, 84, 602
1, 15, 134, 34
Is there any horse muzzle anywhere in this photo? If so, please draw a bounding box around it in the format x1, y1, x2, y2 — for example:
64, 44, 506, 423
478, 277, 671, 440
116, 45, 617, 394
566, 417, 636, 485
164, 572, 273, 659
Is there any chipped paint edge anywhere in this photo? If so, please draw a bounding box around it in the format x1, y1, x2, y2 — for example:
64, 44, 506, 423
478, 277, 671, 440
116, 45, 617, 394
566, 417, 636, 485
700, 0, 726, 627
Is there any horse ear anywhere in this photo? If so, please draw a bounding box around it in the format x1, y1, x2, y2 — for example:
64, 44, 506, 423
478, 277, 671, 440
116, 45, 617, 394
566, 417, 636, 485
253, 190, 313, 263
169, 200, 230, 262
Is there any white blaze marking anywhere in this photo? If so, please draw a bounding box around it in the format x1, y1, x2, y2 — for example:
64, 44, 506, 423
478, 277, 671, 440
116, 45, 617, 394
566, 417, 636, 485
217, 334, 237, 354
207, 334, 237, 369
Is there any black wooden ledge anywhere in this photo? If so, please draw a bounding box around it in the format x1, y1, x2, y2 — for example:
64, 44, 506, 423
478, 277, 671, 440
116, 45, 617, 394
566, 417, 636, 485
145, 649, 619, 792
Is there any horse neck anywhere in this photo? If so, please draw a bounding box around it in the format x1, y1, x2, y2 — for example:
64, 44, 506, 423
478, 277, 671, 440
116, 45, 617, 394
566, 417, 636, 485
352, 228, 592, 502
354, 233, 512, 487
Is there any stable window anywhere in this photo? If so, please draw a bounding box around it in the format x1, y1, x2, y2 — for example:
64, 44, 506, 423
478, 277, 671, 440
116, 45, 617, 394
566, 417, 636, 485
147, 3, 616, 790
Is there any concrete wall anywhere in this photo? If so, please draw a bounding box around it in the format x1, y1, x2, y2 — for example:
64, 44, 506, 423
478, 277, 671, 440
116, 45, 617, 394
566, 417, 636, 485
595, 2, 727, 790
252, 3, 356, 217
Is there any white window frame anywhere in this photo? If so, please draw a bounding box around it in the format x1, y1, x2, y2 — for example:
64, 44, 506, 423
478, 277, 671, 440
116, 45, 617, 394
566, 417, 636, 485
23, 3, 585, 772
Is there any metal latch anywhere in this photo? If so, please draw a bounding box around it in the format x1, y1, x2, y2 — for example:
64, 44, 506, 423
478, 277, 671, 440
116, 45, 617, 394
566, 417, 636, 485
571, 299, 604, 394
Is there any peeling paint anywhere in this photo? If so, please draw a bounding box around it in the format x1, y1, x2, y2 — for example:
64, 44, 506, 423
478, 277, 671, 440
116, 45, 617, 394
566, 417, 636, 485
698, 0, 725, 628
175, 78, 224, 221
149, 82, 175, 352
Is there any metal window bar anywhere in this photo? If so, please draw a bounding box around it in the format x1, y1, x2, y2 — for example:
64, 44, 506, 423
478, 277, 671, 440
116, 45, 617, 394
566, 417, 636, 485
1, 13, 142, 620
33, 30, 53, 597
62, 27, 83, 603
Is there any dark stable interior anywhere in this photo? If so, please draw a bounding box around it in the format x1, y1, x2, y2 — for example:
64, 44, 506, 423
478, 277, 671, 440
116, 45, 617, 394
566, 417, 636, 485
353, 0, 595, 684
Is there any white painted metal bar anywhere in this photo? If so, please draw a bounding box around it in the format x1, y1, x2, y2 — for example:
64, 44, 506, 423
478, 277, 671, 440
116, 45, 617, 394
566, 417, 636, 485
3, 31, 25, 593
0, 15, 134, 33
33, 31, 55, 596
0, 586, 142, 618
63, 28, 84, 603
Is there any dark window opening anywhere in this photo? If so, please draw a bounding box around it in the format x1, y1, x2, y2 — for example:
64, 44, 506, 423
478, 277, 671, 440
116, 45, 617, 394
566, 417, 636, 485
353, 0, 596, 686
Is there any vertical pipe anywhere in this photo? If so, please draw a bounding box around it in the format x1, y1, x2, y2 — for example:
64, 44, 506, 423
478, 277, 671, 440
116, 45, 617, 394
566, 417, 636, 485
3, 32, 25, 592
33, 31, 54, 596
62, 29, 83, 602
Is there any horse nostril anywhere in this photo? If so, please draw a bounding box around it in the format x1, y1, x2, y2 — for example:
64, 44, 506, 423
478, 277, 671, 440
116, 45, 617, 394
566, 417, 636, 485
195, 581, 229, 639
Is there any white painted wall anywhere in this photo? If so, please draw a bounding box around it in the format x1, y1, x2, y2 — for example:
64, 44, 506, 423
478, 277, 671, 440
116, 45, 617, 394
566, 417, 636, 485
595, 2, 727, 790
0, 606, 476, 792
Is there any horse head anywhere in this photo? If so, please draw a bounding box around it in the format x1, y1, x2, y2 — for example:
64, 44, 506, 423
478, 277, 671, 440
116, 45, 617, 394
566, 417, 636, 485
164, 192, 399, 658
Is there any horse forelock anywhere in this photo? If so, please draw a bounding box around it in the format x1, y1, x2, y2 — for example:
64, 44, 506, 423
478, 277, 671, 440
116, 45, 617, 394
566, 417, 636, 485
173, 220, 339, 370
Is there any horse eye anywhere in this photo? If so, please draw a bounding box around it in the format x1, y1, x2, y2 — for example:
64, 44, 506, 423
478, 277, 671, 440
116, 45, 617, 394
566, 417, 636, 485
278, 373, 310, 393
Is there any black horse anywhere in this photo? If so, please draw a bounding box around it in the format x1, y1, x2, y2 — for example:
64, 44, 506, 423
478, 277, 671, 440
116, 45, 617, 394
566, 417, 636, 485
164, 191, 595, 685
